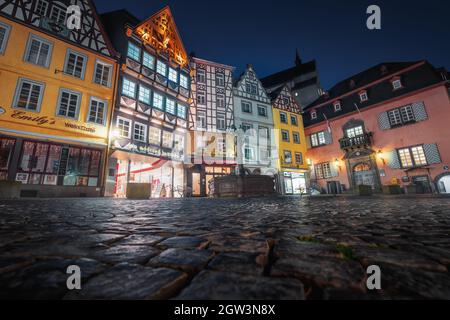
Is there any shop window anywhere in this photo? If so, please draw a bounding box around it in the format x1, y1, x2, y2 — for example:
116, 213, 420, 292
162, 131, 173, 149
0, 138, 15, 180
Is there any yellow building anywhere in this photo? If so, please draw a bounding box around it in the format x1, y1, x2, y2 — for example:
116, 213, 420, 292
270, 85, 309, 195
0, 0, 118, 197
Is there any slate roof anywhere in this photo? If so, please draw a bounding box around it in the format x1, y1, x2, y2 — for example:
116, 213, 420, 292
260, 60, 317, 88
303, 60, 446, 128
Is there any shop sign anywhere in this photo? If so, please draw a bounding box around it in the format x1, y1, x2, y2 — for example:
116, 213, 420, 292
291, 173, 305, 179
283, 172, 292, 177
11, 110, 56, 126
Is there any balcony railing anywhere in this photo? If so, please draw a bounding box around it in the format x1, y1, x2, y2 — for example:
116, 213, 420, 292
339, 132, 373, 150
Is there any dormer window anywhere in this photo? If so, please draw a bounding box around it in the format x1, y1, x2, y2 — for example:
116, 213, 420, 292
333, 101, 342, 112
392, 78, 403, 90
311, 111, 317, 120
359, 91, 368, 102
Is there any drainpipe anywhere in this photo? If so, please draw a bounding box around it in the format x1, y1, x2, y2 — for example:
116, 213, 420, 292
101, 56, 121, 197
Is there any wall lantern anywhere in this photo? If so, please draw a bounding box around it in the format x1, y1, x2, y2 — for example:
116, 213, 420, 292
377, 150, 386, 165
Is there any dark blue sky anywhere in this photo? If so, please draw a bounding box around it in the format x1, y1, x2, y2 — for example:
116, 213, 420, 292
95, 0, 450, 89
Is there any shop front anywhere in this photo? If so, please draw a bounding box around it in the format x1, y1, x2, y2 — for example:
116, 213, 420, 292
0, 134, 105, 197
282, 171, 308, 195
186, 164, 235, 197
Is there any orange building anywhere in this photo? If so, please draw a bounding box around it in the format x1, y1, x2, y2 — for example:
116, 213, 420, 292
0, 0, 118, 197
304, 61, 450, 194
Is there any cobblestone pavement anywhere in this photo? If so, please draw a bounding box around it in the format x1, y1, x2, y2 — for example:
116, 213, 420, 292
1, 196, 450, 300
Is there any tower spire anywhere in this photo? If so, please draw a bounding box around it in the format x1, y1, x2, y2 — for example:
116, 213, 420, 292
295, 49, 302, 66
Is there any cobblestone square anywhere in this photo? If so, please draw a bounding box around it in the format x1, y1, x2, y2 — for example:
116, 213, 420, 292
0, 196, 449, 300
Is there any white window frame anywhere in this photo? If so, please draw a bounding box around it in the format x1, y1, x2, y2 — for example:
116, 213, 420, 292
166, 98, 176, 115
242, 101, 252, 113
180, 73, 189, 89
392, 79, 402, 90
13, 78, 45, 112
87, 97, 108, 126
281, 130, 290, 142
142, 51, 155, 69
291, 115, 298, 126
152, 92, 164, 110
196, 110, 206, 129
346, 126, 364, 138
217, 113, 226, 131
50, 5, 66, 24
36, 0, 48, 16
244, 146, 255, 161
295, 152, 303, 165
56, 88, 82, 120
122, 78, 137, 98
284, 150, 292, 164
148, 126, 161, 145
334, 101, 342, 112
257, 105, 267, 117
293, 132, 301, 144
127, 42, 141, 61
197, 91, 206, 105
117, 116, 131, 139
280, 112, 288, 123
177, 104, 187, 119
400, 105, 415, 123
0, 21, 11, 55
162, 131, 173, 149
311, 131, 326, 147
156, 60, 167, 76
64, 49, 87, 79
133, 122, 147, 142
168, 67, 178, 83
311, 111, 317, 119
216, 73, 225, 87
197, 69, 206, 83
138, 85, 151, 105
93, 59, 113, 87
217, 94, 225, 108
359, 91, 368, 102
24, 33, 53, 68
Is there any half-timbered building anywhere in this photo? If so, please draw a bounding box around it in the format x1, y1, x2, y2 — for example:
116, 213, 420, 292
268, 85, 309, 195
0, 0, 118, 197
186, 56, 235, 197
101, 7, 191, 198
233, 64, 277, 177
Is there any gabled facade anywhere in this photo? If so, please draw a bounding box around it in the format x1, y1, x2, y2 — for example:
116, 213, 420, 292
304, 61, 450, 195
269, 85, 308, 195
186, 56, 236, 197
0, 0, 118, 197
233, 64, 277, 176
101, 7, 191, 198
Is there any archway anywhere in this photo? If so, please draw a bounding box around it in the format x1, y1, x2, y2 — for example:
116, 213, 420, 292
435, 173, 450, 194
353, 162, 375, 189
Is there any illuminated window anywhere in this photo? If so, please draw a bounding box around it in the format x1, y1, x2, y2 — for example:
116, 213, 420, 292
162, 131, 173, 149
127, 42, 141, 61
398, 148, 413, 168
117, 117, 131, 138
122, 78, 136, 98
138, 85, 151, 104
156, 60, 167, 76
180, 74, 189, 89
310, 131, 326, 147
359, 91, 368, 102
177, 104, 187, 119
152, 92, 164, 110
166, 98, 176, 115
149, 127, 161, 145
142, 52, 154, 69
346, 126, 364, 138
168, 67, 178, 83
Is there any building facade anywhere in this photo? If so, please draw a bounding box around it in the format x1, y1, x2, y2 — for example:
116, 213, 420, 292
261, 51, 322, 110
269, 85, 308, 195
186, 56, 236, 197
233, 64, 277, 176
0, 0, 118, 197
304, 61, 450, 194
101, 7, 191, 198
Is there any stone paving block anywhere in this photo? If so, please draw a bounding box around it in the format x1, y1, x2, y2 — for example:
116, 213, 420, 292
352, 246, 447, 272
117, 234, 164, 246
207, 252, 264, 276
271, 256, 366, 291
273, 239, 341, 259
92, 245, 159, 264
0, 258, 107, 299
175, 270, 305, 300
64, 263, 188, 300
158, 236, 206, 249
147, 248, 214, 273
208, 237, 268, 254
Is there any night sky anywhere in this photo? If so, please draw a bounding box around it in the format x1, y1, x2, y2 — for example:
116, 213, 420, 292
94, 0, 450, 90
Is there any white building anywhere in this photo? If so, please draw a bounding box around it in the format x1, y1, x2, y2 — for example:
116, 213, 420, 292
233, 65, 278, 176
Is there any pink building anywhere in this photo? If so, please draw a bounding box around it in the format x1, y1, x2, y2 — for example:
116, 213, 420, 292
303, 61, 450, 194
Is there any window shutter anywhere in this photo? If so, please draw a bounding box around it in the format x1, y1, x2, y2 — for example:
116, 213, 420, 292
378, 112, 391, 130
324, 131, 333, 145
412, 102, 428, 122
330, 162, 339, 177
424, 144, 441, 164
306, 135, 312, 149
386, 150, 401, 169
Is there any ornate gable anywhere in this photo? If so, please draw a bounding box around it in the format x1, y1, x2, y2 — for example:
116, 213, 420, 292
0, 0, 116, 57
234, 65, 271, 104
134, 6, 188, 67
273, 85, 302, 114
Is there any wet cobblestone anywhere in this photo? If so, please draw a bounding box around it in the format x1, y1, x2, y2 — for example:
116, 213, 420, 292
0, 196, 449, 299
